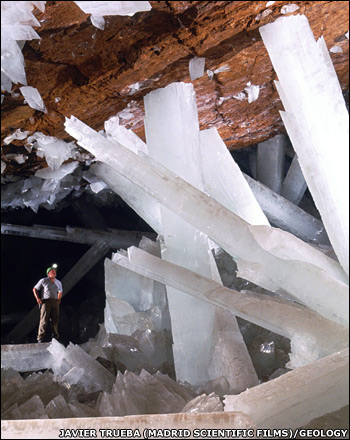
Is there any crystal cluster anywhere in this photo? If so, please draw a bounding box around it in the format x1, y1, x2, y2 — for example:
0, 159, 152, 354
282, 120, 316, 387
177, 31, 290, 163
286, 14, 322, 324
1, 172, 79, 213
1, 327, 225, 421
91, 89, 257, 392
97, 369, 198, 416
1, 131, 111, 212
1, 2, 45, 91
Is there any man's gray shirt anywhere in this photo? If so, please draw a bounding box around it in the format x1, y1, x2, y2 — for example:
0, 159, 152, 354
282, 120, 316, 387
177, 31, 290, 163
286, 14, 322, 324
34, 277, 63, 300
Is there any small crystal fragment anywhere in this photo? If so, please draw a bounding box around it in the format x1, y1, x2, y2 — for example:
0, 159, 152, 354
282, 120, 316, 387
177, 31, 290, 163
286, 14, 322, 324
19, 86, 47, 113
207, 69, 214, 80
34, 161, 79, 180
281, 4, 300, 14
90, 14, 105, 30
232, 92, 246, 101
129, 82, 140, 94
330, 45, 343, 53
189, 57, 205, 81
34, 133, 76, 170
214, 65, 230, 74
255, 9, 272, 21
14, 154, 28, 164
244, 82, 260, 103
90, 181, 107, 193
4, 128, 29, 145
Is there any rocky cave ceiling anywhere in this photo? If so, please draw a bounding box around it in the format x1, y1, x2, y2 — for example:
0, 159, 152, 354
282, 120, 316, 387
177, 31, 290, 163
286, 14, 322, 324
1, 0, 349, 181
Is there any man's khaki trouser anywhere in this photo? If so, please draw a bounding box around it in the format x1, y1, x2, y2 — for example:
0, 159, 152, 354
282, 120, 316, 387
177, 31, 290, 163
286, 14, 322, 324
37, 299, 59, 341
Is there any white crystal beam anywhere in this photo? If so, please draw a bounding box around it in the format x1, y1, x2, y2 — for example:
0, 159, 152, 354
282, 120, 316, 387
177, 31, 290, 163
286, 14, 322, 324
64, 115, 349, 326
257, 134, 286, 194
1, 343, 52, 372
200, 130, 327, 243
224, 348, 349, 429
144, 82, 218, 386
259, 15, 349, 275
91, 162, 162, 234
244, 174, 330, 244
281, 154, 307, 205
200, 128, 269, 226
143, 82, 257, 388
1, 223, 155, 249
111, 247, 348, 367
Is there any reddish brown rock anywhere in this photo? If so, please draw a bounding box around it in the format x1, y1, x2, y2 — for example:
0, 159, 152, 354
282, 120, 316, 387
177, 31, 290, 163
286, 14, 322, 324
1, 1, 349, 177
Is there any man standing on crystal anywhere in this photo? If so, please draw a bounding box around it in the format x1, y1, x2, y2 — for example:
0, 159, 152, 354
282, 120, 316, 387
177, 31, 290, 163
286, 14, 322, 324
33, 264, 63, 343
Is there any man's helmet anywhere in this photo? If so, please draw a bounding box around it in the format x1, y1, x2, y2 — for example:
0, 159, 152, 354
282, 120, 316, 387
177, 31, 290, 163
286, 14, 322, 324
46, 263, 58, 275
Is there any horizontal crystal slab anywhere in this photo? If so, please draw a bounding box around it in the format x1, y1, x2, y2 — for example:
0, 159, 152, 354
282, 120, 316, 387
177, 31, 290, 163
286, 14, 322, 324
1, 343, 53, 372
224, 348, 349, 429
111, 247, 348, 366
1, 410, 255, 438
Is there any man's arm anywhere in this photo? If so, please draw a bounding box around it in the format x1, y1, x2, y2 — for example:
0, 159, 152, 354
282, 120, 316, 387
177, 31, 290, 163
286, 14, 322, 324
57, 290, 62, 303
33, 288, 43, 305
